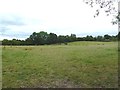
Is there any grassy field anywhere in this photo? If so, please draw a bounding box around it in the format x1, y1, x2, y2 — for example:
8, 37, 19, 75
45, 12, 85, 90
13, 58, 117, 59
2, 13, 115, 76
2, 41, 118, 88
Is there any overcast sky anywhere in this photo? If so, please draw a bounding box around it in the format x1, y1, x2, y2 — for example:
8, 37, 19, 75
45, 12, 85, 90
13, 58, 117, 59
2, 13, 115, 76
0, 0, 118, 40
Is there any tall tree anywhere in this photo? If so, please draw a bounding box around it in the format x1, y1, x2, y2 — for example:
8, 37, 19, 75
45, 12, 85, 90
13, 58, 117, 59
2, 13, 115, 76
70, 34, 76, 42
47, 33, 58, 44
26, 31, 49, 45
58, 35, 66, 43
104, 34, 111, 39
96, 36, 104, 41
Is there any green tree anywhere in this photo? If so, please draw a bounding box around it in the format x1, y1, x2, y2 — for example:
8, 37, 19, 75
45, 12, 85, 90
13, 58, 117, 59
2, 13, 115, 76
85, 35, 94, 41
2, 39, 10, 45
37, 31, 48, 45
96, 36, 104, 41
26, 31, 49, 45
58, 35, 66, 43
104, 34, 111, 41
47, 33, 58, 44
70, 34, 76, 42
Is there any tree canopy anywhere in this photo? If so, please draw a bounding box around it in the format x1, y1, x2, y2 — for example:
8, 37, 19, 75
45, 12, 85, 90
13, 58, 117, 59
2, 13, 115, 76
2, 31, 119, 45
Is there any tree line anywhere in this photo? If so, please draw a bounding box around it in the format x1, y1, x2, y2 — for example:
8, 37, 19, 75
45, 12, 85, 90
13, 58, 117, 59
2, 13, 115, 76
2, 31, 120, 45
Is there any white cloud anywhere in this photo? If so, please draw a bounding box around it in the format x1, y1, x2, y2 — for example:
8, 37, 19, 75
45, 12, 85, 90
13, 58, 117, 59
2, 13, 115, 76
0, 0, 118, 40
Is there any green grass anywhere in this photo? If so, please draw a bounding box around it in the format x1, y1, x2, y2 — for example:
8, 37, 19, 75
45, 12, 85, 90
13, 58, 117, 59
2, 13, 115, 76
2, 41, 118, 88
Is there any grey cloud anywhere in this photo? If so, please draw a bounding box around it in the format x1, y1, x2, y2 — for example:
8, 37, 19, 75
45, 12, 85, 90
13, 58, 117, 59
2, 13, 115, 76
0, 14, 25, 26
0, 31, 31, 39
0, 26, 10, 34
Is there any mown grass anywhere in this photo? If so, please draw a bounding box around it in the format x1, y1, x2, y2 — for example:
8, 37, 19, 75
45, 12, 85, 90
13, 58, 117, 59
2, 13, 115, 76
2, 41, 118, 88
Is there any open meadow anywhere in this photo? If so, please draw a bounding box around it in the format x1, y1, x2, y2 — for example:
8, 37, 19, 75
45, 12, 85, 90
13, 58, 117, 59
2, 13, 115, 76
2, 41, 118, 88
